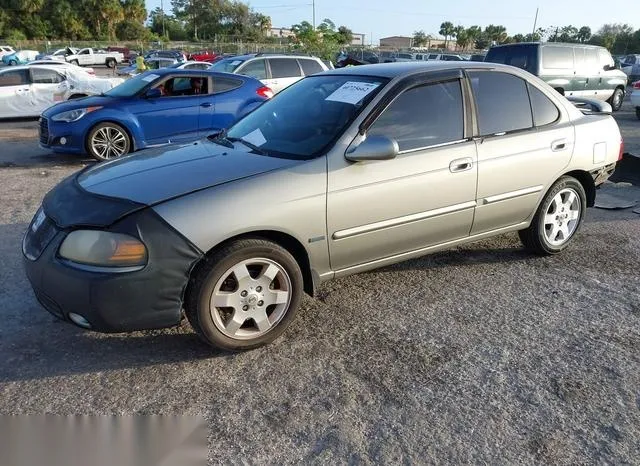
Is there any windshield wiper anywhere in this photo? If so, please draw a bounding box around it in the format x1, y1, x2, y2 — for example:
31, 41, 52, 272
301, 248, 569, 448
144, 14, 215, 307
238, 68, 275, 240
227, 136, 266, 155
207, 129, 233, 148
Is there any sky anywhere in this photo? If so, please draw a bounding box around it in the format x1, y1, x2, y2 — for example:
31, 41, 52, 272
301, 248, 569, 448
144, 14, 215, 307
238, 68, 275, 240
147, 0, 638, 44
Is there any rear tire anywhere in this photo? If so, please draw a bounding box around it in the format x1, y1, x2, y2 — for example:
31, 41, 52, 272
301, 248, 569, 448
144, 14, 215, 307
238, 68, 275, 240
519, 176, 587, 255
185, 238, 304, 351
106, 58, 116, 68
608, 87, 624, 111
9, 59, 17, 66
70, 59, 79, 66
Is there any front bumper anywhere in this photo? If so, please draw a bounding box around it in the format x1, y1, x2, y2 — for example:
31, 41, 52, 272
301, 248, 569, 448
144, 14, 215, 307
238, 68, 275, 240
39, 117, 87, 155
23, 206, 203, 333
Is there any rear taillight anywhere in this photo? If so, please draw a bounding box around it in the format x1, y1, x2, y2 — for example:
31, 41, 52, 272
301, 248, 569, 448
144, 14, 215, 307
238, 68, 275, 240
256, 86, 274, 99
633, 81, 640, 89
619, 138, 624, 161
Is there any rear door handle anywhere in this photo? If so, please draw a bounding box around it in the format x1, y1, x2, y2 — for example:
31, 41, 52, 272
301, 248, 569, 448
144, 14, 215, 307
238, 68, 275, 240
200, 102, 213, 108
551, 139, 568, 152
449, 157, 473, 173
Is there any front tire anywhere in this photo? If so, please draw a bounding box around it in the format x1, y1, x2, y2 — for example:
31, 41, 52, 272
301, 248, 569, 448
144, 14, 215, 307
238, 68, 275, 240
185, 239, 304, 351
519, 176, 587, 255
608, 87, 624, 112
86, 122, 131, 161
9, 59, 17, 66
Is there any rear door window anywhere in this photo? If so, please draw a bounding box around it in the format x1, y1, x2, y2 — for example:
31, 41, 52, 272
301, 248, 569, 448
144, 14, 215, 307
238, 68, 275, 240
542, 46, 574, 69
368, 80, 465, 152
237, 59, 267, 80
469, 71, 533, 136
298, 59, 324, 76
30, 68, 65, 84
527, 84, 560, 127
268, 58, 302, 79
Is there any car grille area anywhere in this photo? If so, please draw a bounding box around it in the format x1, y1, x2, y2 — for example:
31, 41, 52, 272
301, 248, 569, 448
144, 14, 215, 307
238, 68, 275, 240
39, 118, 49, 145
23, 210, 58, 261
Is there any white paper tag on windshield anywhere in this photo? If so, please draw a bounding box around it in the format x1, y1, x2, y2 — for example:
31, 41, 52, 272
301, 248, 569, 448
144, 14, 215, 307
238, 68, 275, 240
142, 73, 160, 82
325, 81, 379, 105
243, 128, 267, 147
231, 60, 242, 66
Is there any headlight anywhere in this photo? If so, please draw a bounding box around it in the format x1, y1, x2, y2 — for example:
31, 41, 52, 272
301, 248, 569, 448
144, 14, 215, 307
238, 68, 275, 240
59, 230, 147, 268
51, 106, 102, 122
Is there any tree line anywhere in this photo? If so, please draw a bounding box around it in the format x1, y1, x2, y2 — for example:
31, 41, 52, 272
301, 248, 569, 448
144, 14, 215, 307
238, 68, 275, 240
414, 22, 640, 53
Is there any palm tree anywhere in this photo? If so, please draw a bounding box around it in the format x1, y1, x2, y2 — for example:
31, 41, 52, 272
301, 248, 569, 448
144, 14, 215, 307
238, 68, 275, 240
439, 21, 455, 49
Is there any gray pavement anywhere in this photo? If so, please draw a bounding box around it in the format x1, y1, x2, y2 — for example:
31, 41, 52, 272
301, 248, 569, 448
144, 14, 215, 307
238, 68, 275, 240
0, 86, 639, 463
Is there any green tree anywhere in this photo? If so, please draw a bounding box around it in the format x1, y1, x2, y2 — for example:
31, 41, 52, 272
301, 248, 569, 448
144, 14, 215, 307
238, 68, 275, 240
484, 24, 508, 44
439, 21, 455, 48
577, 26, 591, 43
412, 30, 428, 47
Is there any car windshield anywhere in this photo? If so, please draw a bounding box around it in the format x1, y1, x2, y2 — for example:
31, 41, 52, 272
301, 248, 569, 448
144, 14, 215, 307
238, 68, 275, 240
105, 72, 157, 97
211, 58, 245, 73
224, 74, 388, 160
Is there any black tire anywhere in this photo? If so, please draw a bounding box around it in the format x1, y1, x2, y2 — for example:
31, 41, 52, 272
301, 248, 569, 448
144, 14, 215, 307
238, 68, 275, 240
105, 58, 116, 68
86, 122, 131, 161
608, 87, 624, 112
9, 59, 17, 66
518, 176, 587, 255
185, 238, 304, 351
635, 107, 640, 120
70, 59, 79, 66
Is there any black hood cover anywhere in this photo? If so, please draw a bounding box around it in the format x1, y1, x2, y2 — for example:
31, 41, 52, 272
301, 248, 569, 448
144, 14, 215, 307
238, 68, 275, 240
43, 171, 145, 229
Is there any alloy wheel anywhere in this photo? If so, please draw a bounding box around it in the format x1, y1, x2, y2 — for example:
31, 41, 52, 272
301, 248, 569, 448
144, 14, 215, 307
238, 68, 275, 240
543, 188, 581, 246
209, 258, 292, 340
91, 126, 128, 159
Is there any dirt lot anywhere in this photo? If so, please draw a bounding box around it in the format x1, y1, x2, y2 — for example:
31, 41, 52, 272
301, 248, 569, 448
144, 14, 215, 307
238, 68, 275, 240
0, 87, 639, 464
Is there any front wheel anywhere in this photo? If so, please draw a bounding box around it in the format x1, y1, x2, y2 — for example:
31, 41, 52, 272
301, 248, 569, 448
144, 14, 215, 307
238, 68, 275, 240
9, 59, 17, 66
185, 239, 304, 351
86, 122, 131, 161
608, 87, 624, 112
70, 59, 79, 66
519, 176, 587, 255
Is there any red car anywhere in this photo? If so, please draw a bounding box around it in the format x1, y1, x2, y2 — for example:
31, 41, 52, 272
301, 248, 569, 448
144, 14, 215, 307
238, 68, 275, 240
188, 50, 217, 62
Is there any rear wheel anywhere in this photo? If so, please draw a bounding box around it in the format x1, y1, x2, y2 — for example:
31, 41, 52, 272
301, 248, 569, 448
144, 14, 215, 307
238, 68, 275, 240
608, 87, 624, 111
185, 239, 304, 351
105, 58, 116, 68
519, 176, 586, 255
70, 59, 79, 66
9, 59, 17, 66
86, 122, 131, 161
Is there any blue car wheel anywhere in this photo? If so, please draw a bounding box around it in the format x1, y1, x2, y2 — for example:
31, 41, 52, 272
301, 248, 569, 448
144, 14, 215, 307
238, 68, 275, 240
86, 122, 132, 161
9, 59, 17, 66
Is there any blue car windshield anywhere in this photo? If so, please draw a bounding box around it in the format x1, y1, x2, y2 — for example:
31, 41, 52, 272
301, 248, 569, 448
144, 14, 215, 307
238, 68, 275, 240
105, 73, 157, 97
225, 75, 388, 160
211, 58, 244, 73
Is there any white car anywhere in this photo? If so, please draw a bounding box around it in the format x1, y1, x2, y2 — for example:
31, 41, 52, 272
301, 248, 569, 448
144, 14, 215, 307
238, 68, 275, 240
27, 60, 96, 76
39, 47, 78, 62
65, 48, 124, 68
631, 80, 640, 120
0, 65, 123, 118
0, 45, 15, 59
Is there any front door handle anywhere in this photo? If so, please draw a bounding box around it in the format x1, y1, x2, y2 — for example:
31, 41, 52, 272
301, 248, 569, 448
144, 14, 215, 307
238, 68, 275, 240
200, 102, 213, 108
551, 139, 568, 152
449, 157, 473, 173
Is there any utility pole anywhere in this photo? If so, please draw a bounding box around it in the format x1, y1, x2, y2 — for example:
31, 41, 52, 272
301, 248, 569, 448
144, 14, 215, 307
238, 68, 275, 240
531, 7, 539, 38
312, 0, 316, 29
161, 0, 166, 39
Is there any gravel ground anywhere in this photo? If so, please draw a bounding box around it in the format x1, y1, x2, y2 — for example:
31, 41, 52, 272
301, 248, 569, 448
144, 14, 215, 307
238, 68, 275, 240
0, 161, 639, 463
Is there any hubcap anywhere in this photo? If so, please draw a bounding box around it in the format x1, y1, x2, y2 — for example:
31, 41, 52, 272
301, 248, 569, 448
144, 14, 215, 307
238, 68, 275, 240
91, 126, 127, 159
209, 258, 292, 340
544, 188, 580, 246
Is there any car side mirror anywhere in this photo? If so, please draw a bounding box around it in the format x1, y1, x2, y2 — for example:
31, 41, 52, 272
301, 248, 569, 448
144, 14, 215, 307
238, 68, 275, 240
345, 135, 399, 162
145, 88, 162, 99
603, 64, 615, 71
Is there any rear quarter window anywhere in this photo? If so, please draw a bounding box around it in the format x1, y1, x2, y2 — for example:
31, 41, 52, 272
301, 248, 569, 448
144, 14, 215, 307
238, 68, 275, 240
527, 84, 560, 127
213, 77, 243, 94
298, 59, 324, 76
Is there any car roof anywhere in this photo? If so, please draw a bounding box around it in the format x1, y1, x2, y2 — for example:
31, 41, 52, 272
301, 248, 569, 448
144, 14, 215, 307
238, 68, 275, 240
140, 68, 256, 81
321, 61, 512, 78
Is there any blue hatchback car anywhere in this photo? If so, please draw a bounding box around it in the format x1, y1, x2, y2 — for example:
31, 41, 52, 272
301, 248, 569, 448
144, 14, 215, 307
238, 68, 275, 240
40, 69, 273, 161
